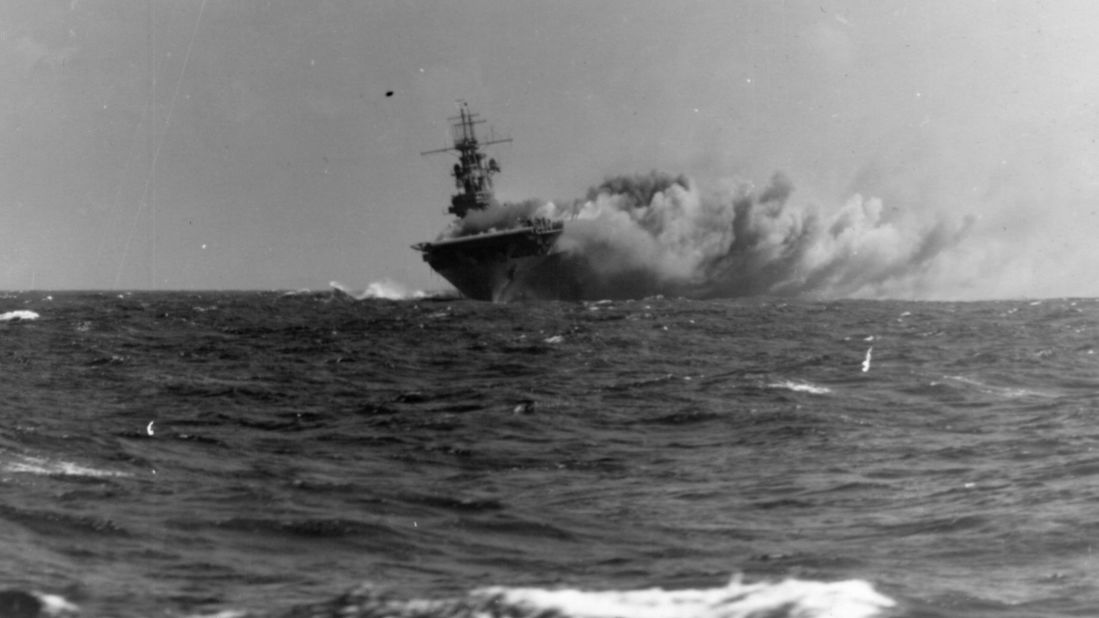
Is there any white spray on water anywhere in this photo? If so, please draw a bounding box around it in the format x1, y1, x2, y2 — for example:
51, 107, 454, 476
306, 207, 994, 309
0, 309, 40, 321
329, 279, 427, 301
216, 575, 895, 618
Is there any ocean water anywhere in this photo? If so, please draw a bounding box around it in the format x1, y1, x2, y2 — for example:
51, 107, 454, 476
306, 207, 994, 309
2, 291, 1098, 617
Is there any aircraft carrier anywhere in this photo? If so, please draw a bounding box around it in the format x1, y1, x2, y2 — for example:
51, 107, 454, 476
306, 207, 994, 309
412, 104, 574, 301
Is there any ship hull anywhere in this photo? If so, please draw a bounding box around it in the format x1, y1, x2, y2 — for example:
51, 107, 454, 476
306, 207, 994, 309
428, 250, 580, 302
414, 106, 583, 301
416, 225, 582, 301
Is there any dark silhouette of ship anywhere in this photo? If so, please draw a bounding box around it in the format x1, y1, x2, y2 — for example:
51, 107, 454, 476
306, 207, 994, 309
413, 104, 573, 301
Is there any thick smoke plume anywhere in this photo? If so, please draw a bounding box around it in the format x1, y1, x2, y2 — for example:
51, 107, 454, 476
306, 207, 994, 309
443, 171, 972, 300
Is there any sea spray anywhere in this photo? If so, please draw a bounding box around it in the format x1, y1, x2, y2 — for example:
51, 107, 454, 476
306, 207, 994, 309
222, 576, 896, 618
0, 309, 40, 321
330, 280, 427, 301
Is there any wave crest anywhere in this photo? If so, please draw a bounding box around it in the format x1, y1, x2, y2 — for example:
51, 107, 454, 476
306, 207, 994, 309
261, 576, 895, 618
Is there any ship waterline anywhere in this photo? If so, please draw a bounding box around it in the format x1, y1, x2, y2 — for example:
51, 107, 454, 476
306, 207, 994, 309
427, 251, 571, 302
418, 225, 576, 301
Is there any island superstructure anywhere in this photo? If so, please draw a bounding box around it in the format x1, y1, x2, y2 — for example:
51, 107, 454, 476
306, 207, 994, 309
413, 104, 571, 301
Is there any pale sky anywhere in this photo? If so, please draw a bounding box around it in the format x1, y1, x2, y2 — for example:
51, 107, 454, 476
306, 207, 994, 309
3, 0, 1099, 297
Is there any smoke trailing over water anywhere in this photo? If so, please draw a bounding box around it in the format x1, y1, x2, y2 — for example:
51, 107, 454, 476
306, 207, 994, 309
446, 171, 972, 300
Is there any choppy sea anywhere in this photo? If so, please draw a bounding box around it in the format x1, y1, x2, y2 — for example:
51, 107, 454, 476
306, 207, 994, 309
2, 290, 1099, 617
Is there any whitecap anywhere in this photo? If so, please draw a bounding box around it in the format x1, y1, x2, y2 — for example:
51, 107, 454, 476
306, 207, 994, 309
199, 575, 895, 618
330, 279, 427, 301
939, 375, 1052, 399
0, 310, 39, 321
0, 590, 79, 617
476, 576, 895, 618
768, 380, 832, 395
34, 592, 79, 617
3, 455, 131, 479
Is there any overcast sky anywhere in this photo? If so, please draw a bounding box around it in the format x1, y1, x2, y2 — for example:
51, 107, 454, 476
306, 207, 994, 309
2, 0, 1098, 297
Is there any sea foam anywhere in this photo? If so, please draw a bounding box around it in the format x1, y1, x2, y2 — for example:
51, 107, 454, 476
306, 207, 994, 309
329, 280, 427, 301
0, 310, 39, 321
2, 455, 131, 479
768, 380, 832, 395
477, 577, 895, 618
254, 576, 896, 618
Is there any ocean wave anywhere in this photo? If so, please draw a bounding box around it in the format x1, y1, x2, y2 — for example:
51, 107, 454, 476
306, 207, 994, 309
214, 576, 895, 618
0, 590, 78, 618
768, 380, 832, 395
934, 375, 1053, 399
0, 310, 39, 321
329, 280, 428, 301
1, 455, 131, 479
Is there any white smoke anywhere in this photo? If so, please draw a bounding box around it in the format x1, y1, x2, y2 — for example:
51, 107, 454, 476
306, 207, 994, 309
490, 171, 972, 300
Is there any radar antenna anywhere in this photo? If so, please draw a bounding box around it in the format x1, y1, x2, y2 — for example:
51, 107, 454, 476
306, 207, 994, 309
421, 102, 512, 218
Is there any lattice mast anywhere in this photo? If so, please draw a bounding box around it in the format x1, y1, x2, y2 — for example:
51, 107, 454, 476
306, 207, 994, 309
421, 102, 512, 218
